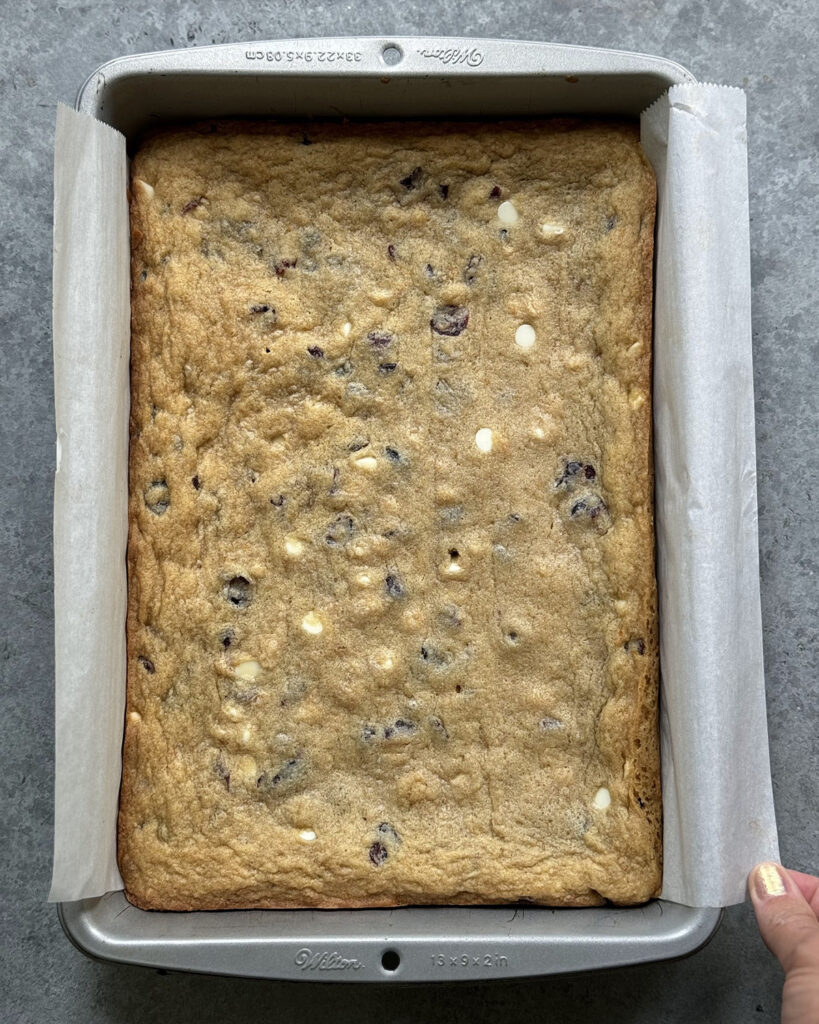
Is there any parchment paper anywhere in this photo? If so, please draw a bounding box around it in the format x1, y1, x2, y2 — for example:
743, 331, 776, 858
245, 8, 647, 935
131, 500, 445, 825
50, 105, 129, 900
50, 87, 779, 907
642, 84, 779, 905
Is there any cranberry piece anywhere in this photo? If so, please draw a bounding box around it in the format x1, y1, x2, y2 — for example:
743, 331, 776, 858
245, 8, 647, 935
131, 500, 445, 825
399, 166, 423, 190
369, 841, 388, 866
144, 480, 170, 516
367, 330, 394, 349
225, 576, 252, 607
430, 306, 469, 336
385, 573, 406, 599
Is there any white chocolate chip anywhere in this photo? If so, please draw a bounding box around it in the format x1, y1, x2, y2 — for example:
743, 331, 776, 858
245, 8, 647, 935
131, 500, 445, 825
340, 321, 352, 337
373, 650, 395, 671
497, 200, 519, 225
369, 288, 395, 306
538, 221, 565, 242
133, 178, 154, 199
353, 454, 378, 472
235, 755, 258, 783
128, 711, 142, 724
224, 704, 243, 722
627, 340, 644, 357
234, 659, 261, 680
301, 611, 324, 635
531, 426, 546, 440
444, 561, 464, 576
629, 390, 646, 411
284, 536, 304, 558
240, 725, 253, 745
475, 428, 494, 453
299, 829, 317, 842
515, 323, 536, 349
355, 572, 373, 588
593, 786, 611, 810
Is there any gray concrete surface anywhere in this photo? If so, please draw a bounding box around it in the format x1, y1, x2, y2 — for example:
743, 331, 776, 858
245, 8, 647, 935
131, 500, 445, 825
1, 1, 816, 1021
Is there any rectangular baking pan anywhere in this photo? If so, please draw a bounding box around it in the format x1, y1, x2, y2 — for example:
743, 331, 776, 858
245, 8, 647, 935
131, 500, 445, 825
59, 35, 721, 983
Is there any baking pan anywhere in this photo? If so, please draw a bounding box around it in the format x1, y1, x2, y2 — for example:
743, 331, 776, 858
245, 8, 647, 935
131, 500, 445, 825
59, 35, 721, 983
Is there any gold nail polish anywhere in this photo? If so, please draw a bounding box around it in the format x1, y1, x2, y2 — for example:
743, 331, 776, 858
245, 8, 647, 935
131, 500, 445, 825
756, 862, 786, 898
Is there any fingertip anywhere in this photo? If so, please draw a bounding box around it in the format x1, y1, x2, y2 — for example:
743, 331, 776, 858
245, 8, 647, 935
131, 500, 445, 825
750, 862, 788, 902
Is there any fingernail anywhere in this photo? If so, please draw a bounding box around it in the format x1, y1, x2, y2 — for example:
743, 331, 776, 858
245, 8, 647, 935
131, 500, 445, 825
753, 862, 787, 899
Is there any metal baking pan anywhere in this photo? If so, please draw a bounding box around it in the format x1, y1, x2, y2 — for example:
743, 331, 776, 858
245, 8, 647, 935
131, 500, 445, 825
59, 35, 721, 983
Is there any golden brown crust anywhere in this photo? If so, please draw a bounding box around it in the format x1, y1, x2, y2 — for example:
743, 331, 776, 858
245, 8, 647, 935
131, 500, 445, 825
120, 119, 660, 910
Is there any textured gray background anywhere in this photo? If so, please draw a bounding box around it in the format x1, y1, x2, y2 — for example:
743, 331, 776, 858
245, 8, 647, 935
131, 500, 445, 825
1, 0, 817, 1021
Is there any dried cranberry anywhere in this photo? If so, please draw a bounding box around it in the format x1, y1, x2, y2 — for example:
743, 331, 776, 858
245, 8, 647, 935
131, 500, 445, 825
258, 758, 302, 791
429, 715, 449, 738
424, 263, 436, 279
369, 841, 388, 866
307, 345, 324, 358
137, 655, 155, 674
144, 480, 170, 516
220, 629, 235, 649
377, 822, 402, 844
625, 638, 646, 655
605, 214, 617, 231
271, 758, 301, 786
420, 645, 450, 668
555, 460, 597, 490
384, 446, 402, 463
385, 573, 406, 599
191, 475, 201, 490
384, 719, 416, 738
250, 303, 272, 314
325, 514, 355, 546
463, 253, 483, 285
438, 183, 449, 200
214, 760, 230, 791
367, 330, 394, 349
181, 196, 204, 214
387, 244, 397, 261
431, 305, 469, 336
269, 494, 286, 507
348, 438, 369, 452
570, 495, 609, 521
362, 724, 378, 742
489, 185, 502, 199
378, 362, 397, 374
399, 166, 423, 190
274, 258, 297, 277
225, 576, 252, 607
